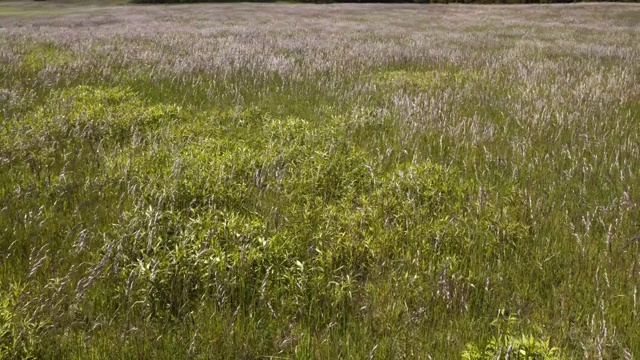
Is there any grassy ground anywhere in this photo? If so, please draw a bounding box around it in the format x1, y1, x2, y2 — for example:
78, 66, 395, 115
0, 2, 639, 359
0, 2, 126, 18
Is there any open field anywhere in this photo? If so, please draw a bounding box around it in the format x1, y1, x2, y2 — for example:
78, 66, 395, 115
1, 2, 639, 358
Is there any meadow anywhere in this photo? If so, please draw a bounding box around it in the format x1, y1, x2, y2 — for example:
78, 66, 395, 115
0, 2, 639, 358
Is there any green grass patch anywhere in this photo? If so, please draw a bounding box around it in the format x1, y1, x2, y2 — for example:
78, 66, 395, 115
374, 68, 483, 92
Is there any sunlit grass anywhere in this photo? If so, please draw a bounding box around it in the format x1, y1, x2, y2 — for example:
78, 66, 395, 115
0, 2, 639, 359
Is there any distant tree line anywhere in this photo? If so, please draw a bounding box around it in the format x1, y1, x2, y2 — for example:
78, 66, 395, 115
131, 0, 637, 3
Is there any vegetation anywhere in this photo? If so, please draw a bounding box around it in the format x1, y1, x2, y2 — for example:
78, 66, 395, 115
1, 2, 639, 359
130, 0, 637, 4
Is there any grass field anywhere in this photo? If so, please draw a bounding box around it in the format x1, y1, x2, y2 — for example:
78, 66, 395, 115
1, 2, 639, 358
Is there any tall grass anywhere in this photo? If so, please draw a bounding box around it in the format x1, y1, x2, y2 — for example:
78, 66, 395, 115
0, 2, 639, 358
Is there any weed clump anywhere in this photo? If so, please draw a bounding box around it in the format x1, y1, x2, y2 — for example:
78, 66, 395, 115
462, 311, 563, 360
